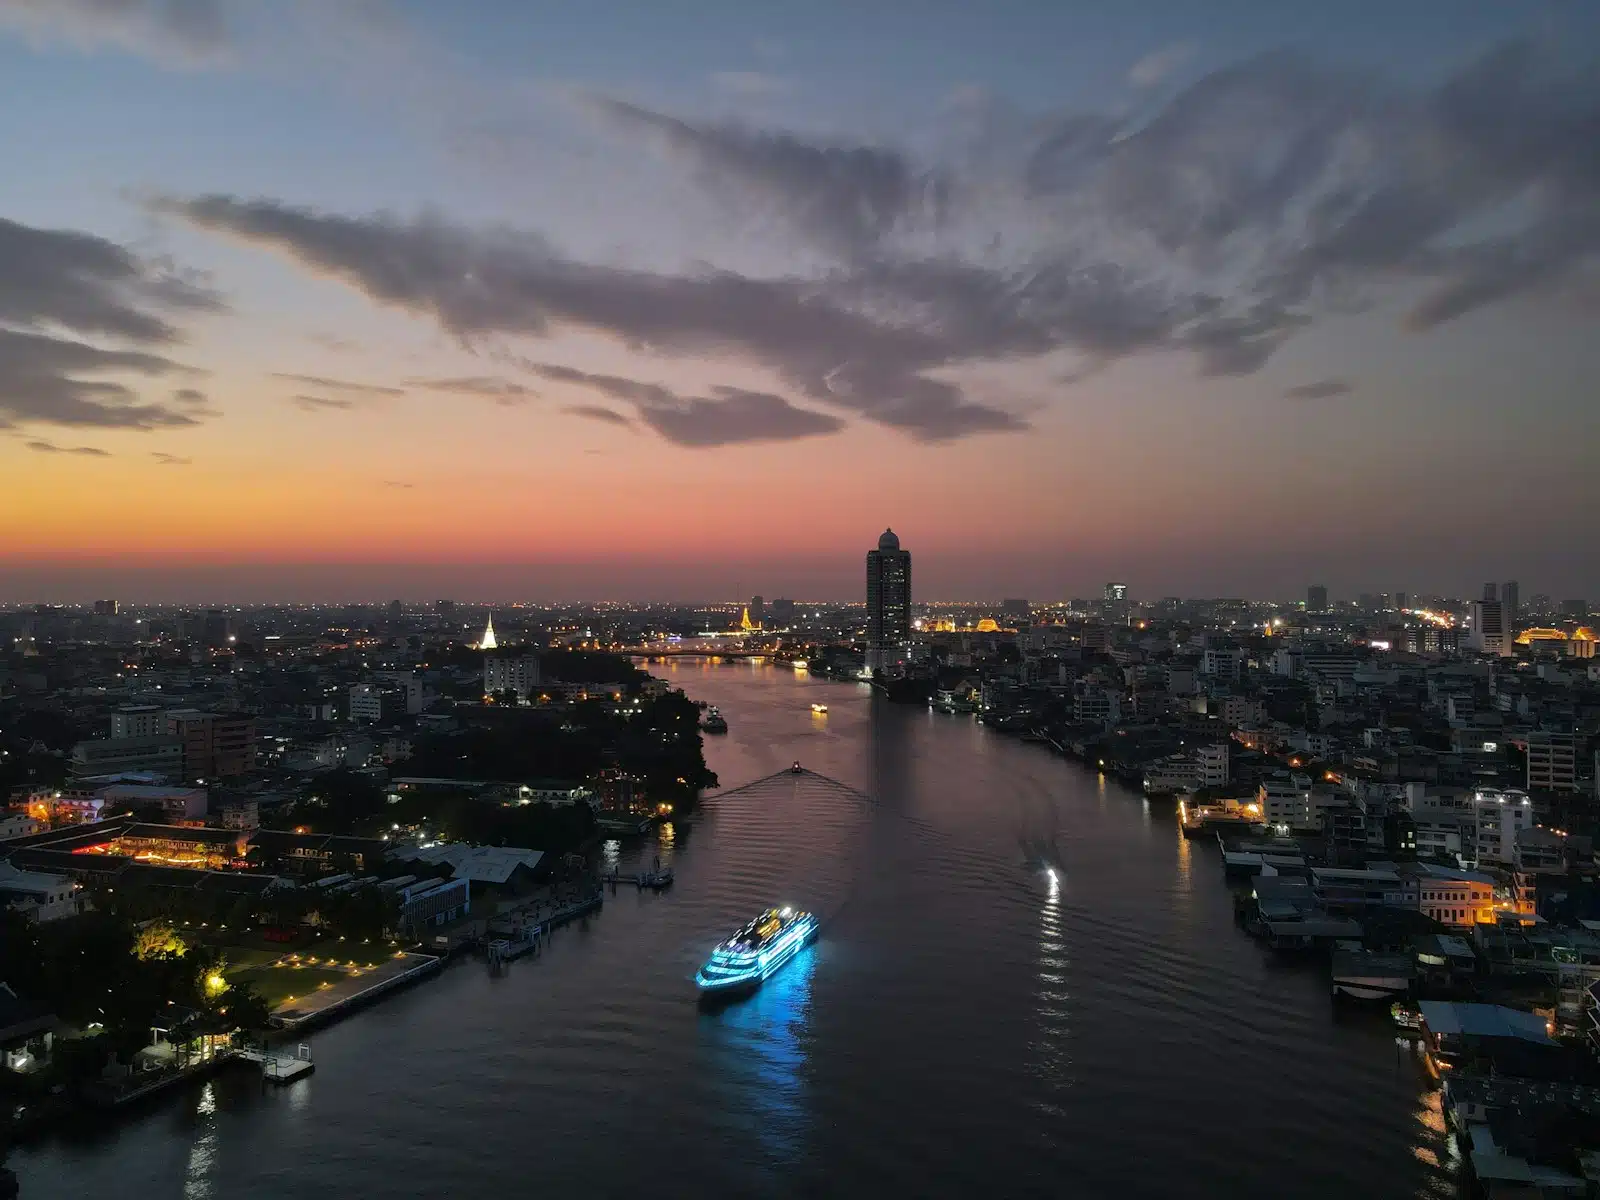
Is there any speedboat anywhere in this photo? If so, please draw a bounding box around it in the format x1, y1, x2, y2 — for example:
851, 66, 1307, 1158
811, 703, 828, 714
695, 907, 818, 996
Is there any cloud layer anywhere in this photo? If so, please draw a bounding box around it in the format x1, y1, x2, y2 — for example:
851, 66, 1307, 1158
0, 0, 233, 65
0, 216, 219, 432
529, 363, 843, 446
143, 39, 1600, 449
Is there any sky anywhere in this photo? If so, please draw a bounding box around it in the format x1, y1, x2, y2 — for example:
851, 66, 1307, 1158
1, 0, 1597, 604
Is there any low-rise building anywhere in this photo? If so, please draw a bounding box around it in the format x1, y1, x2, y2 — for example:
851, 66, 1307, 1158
96, 784, 208, 822
0, 863, 82, 922
395, 876, 470, 932
0, 814, 44, 841
515, 780, 596, 808
69, 735, 184, 782
247, 830, 388, 875
1413, 865, 1496, 928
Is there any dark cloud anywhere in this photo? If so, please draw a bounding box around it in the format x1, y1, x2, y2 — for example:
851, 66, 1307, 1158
160, 195, 1024, 440
171, 387, 208, 405
0, 328, 205, 431
562, 404, 633, 428
288, 394, 354, 412
270, 372, 404, 397
150, 450, 192, 465
0, 217, 218, 432
585, 95, 947, 256
156, 41, 1600, 434
0, 216, 221, 342
0, 0, 232, 65
1284, 378, 1354, 400
403, 375, 537, 404
533, 362, 841, 446
25, 439, 110, 457
637, 386, 844, 448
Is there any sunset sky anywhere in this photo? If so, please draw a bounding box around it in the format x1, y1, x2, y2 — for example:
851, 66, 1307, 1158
2, 0, 1597, 603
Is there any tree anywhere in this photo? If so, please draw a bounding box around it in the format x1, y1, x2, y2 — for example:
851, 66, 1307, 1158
218, 982, 272, 1033
132, 921, 187, 961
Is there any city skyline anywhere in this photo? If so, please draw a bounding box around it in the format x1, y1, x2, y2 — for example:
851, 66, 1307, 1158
4, 2, 1600, 599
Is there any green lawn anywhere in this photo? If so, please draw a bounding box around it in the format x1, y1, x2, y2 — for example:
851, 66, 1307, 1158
217, 946, 282, 970
229, 965, 349, 1010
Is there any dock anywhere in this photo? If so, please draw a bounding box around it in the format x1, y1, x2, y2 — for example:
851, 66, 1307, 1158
239, 1043, 315, 1085
481, 887, 604, 968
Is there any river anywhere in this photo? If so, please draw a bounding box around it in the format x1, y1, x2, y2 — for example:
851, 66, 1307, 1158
13, 660, 1456, 1198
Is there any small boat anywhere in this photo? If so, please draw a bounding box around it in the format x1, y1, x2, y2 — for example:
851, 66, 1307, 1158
702, 706, 728, 733
636, 857, 674, 890
791, 761, 803, 774
696, 907, 818, 996
1390, 1002, 1424, 1032
811, 703, 828, 714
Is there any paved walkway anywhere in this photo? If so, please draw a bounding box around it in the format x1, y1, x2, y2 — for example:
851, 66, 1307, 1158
273, 952, 435, 1023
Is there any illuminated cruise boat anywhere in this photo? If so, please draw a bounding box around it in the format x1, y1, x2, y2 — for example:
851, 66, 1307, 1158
695, 907, 818, 996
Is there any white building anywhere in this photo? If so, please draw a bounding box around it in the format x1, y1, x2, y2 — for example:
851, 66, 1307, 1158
1195, 742, 1230, 787
1143, 743, 1229, 794
1525, 731, 1578, 793
484, 654, 543, 701
1468, 600, 1510, 656
0, 814, 43, 841
0, 863, 82, 922
1474, 788, 1534, 865
1258, 773, 1313, 829
349, 683, 404, 724
516, 781, 596, 808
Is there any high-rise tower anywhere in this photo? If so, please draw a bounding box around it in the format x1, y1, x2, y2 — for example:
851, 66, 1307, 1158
866, 528, 911, 664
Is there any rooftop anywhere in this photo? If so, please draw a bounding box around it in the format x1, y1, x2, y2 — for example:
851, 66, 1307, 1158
1418, 1002, 1555, 1044
397, 843, 544, 885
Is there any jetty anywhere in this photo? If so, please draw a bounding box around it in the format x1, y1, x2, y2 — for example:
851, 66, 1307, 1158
239, 1042, 315, 1086
481, 886, 604, 969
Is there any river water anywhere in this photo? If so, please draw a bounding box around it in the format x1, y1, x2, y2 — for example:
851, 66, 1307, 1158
15, 661, 1455, 1198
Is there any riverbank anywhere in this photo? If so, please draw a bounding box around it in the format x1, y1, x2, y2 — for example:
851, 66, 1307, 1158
12, 662, 1452, 1200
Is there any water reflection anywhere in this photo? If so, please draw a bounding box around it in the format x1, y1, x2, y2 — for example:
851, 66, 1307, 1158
1031, 868, 1072, 1120
183, 1082, 217, 1200
700, 945, 817, 1167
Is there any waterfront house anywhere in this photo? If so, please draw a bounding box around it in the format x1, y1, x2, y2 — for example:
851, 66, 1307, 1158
0, 983, 58, 1075
1417, 1002, 1567, 1078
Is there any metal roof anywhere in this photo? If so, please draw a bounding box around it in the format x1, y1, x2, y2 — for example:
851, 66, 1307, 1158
1418, 1002, 1554, 1043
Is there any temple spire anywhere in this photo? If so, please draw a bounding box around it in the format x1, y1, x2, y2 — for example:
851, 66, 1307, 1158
480, 613, 498, 650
